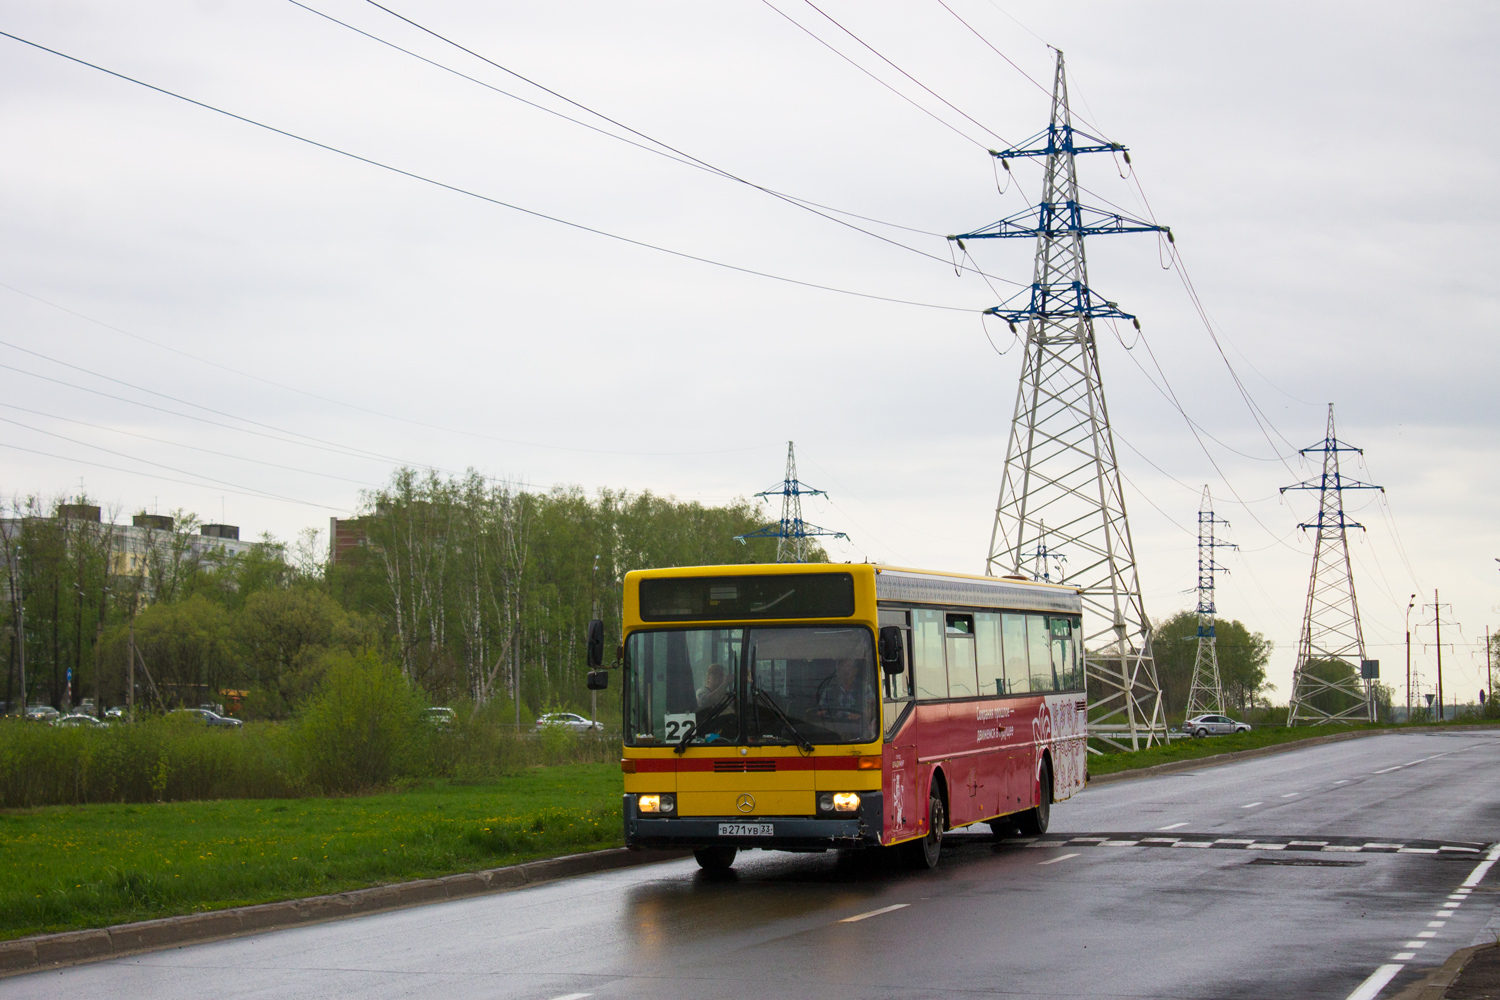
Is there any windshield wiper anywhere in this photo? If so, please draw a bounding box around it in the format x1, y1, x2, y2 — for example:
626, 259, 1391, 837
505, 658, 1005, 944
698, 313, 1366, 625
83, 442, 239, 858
753, 687, 814, 753
674, 692, 736, 754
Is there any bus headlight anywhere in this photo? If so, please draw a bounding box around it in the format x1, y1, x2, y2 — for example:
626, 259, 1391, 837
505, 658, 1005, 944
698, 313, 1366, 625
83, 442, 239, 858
819, 792, 861, 814
638, 794, 675, 814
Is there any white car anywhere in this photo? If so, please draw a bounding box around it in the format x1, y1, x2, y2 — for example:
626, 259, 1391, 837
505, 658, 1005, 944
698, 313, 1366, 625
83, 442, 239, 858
1185, 714, 1251, 737
534, 712, 604, 734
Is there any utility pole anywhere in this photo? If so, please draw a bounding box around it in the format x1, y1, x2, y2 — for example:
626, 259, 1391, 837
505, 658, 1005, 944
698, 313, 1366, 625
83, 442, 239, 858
1433, 590, 1444, 721
1487, 626, 1493, 713
735, 442, 848, 561
1281, 405, 1383, 724
126, 619, 135, 722
1404, 595, 1416, 721
951, 50, 1170, 751
15, 563, 24, 717
1185, 487, 1235, 719
590, 553, 600, 728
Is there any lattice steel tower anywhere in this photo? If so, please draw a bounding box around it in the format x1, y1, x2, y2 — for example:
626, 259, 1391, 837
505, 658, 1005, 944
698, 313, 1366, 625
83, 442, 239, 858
1184, 486, 1235, 718
1281, 405, 1382, 724
736, 441, 847, 562
951, 50, 1169, 750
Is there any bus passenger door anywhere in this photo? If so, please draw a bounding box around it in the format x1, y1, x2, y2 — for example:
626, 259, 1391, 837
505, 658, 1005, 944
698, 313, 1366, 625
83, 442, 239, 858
880, 609, 918, 843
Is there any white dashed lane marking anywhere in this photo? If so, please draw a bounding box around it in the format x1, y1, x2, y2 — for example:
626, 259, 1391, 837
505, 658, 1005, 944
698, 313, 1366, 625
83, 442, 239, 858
1240, 802, 1263, 809
840, 904, 909, 923
1038, 853, 1079, 865
1157, 822, 1187, 831
1345, 963, 1403, 1000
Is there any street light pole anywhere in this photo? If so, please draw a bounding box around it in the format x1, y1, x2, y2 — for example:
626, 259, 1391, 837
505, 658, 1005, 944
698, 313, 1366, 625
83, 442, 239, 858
1434, 589, 1444, 722
1405, 595, 1416, 722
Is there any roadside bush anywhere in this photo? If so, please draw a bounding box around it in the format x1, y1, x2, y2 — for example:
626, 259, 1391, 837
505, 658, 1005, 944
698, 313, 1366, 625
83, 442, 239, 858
0, 716, 299, 808
292, 651, 428, 794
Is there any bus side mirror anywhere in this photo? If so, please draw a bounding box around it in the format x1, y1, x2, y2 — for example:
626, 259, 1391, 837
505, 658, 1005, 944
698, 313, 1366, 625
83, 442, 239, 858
586, 670, 609, 691
878, 626, 905, 676
586, 619, 605, 668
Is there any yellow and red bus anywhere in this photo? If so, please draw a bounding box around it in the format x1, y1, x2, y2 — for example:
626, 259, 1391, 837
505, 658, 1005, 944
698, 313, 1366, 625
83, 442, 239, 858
584, 562, 1087, 871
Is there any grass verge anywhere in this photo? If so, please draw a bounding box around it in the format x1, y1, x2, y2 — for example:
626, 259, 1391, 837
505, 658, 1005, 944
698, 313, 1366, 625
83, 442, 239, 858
1087, 721, 1498, 777
0, 762, 622, 941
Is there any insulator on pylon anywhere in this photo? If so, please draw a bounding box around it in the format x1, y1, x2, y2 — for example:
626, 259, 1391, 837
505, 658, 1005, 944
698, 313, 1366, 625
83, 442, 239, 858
1132, 318, 1141, 331
1122, 150, 1132, 165
1008, 322, 1017, 333
1001, 159, 1010, 171
956, 239, 966, 251
1166, 228, 1175, 244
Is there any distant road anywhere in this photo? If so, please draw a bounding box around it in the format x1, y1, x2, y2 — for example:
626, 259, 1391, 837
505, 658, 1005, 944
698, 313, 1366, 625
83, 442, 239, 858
11, 732, 1499, 1000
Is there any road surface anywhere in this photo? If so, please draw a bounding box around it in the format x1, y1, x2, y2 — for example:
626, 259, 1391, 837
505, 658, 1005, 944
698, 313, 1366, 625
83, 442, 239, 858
8, 731, 1498, 1000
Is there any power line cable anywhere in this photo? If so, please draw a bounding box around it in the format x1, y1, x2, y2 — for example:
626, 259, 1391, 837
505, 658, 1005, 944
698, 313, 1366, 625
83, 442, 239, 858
793, 0, 1015, 148
0, 439, 342, 511
295, 1, 1010, 277
0, 401, 378, 489
758, 0, 994, 152
0, 281, 780, 459
0, 29, 980, 315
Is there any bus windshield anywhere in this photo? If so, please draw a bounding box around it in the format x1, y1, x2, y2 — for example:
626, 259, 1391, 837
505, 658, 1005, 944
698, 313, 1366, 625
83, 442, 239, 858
625, 626, 877, 747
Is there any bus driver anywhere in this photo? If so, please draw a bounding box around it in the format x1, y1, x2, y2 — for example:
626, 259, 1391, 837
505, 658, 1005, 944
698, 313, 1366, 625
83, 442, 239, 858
815, 658, 873, 733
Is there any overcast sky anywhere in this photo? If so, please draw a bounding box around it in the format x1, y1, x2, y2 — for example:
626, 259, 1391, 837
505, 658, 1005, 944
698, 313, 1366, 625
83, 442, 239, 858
2, 0, 1496, 707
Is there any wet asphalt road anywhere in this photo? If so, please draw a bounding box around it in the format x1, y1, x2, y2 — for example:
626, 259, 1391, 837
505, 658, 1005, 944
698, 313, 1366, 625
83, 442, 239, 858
8, 731, 1499, 1000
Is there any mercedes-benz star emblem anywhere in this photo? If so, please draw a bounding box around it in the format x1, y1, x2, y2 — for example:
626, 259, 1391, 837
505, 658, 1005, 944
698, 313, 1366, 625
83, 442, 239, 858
736, 793, 755, 814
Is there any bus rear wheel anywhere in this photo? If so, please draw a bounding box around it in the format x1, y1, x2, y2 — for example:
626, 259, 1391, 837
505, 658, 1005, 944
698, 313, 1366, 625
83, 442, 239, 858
904, 786, 945, 870
1017, 761, 1052, 836
694, 846, 738, 871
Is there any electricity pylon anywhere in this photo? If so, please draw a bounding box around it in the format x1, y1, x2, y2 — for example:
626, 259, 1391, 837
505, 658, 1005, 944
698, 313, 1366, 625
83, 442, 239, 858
1024, 521, 1067, 583
951, 50, 1169, 750
1281, 404, 1382, 724
735, 441, 847, 562
1184, 486, 1235, 718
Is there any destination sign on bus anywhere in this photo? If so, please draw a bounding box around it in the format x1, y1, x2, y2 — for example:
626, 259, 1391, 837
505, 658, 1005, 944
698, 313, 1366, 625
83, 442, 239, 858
638, 573, 855, 621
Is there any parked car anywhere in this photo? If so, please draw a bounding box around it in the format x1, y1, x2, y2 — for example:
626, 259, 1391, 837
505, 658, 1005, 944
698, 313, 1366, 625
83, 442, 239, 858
104, 707, 125, 720
1184, 714, 1251, 737
424, 707, 456, 728
170, 708, 243, 728
24, 705, 60, 722
534, 712, 604, 734
51, 713, 106, 728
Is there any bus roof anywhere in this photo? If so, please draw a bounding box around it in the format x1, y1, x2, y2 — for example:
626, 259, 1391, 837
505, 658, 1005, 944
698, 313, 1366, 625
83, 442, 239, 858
623, 563, 1082, 616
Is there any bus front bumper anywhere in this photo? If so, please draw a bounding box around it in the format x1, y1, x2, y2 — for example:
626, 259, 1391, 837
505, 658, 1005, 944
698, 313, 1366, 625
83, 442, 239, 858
624, 792, 884, 850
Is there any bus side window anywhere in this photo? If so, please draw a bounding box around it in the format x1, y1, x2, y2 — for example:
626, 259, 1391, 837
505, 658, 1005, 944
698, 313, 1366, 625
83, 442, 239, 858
1002, 612, 1029, 694
878, 609, 912, 703
911, 609, 947, 700
1027, 614, 1056, 693
945, 614, 977, 698
975, 613, 1004, 696
1049, 617, 1080, 691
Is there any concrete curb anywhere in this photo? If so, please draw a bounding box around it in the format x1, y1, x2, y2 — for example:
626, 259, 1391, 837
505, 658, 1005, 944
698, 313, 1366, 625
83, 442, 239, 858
0, 846, 692, 979
1087, 724, 1500, 786
1388, 941, 1499, 1000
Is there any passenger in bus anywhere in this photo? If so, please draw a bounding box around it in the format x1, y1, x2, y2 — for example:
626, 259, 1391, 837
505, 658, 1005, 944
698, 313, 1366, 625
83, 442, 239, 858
696, 662, 730, 709
815, 658, 873, 729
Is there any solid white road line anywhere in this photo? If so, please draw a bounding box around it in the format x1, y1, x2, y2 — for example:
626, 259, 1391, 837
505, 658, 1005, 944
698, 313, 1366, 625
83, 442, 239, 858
840, 904, 909, 923
1461, 842, 1500, 888
1344, 963, 1404, 1000
1157, 822, 1187, 831
1038, 853, 1079, 865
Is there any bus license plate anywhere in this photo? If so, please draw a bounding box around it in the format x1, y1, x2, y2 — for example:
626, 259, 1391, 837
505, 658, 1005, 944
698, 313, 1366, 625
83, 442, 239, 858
719, 822, 773, 837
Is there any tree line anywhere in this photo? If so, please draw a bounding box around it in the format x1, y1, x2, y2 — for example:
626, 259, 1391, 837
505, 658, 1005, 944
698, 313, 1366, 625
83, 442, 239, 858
2, 471, 790, 719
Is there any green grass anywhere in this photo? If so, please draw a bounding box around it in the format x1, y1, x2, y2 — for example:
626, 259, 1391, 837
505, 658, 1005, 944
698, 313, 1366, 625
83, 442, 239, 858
0, 763, 624, 941
1087, 720, 1499, 777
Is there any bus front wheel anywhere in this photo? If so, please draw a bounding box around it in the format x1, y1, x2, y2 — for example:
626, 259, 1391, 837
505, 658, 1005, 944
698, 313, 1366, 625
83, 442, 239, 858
1017, 761, 1052, 836
904, 786, 945, 870
694, 846, 738, 871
